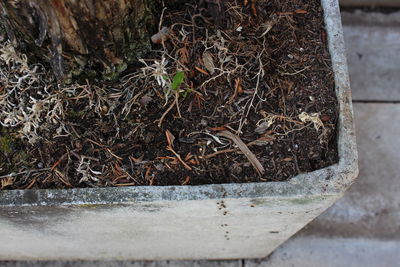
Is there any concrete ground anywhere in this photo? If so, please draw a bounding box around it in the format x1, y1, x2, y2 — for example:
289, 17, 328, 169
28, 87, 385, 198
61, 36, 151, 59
340, 0, 400, 7
1, 7, 400, 267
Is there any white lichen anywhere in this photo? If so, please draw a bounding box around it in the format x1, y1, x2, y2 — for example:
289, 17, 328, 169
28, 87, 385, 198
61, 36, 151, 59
0, 42, 67, 144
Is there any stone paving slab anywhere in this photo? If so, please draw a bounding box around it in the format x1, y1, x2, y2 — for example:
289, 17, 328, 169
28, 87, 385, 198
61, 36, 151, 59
245, 237, 400, 267
341, 0, 400, 6
342, 11, 400, 101
0, 261, 242, 267
302, 103, 400, 238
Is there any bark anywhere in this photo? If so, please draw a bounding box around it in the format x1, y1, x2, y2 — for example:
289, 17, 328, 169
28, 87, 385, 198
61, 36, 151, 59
0, 0, 159, 80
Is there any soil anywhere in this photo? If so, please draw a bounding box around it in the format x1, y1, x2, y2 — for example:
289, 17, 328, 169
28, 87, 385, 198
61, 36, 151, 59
0, 0, 338, 190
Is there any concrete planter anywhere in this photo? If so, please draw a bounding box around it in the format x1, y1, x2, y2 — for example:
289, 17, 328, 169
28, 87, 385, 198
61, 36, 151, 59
0, 0, 357, 261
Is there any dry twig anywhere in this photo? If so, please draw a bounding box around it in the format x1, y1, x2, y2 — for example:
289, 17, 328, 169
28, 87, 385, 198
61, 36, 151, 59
217, 130, 265, 175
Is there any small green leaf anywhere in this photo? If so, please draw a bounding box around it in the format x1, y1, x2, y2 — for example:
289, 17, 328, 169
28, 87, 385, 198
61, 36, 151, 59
171, 71, 185, 90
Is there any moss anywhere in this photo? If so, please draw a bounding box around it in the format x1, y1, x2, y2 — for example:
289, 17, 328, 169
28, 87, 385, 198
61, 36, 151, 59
11, 150, 29, 165
0, 128, 33, 174
103, 62, 128, 81
0, 129, 17, 174
67, 109, 86, 120
0, 135, 13, 154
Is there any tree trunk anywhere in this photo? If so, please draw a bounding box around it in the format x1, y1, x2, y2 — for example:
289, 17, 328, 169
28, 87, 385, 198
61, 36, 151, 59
0, 0, 159, 81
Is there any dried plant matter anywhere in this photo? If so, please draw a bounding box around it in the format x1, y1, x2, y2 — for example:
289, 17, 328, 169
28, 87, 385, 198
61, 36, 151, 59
217, 130, 265, 175
0, 0, 339, 190
0, 43, 66, 143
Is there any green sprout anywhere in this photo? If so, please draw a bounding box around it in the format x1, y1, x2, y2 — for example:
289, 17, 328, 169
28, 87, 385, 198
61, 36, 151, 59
171, 71, 185, 91
162, 71, 191, 104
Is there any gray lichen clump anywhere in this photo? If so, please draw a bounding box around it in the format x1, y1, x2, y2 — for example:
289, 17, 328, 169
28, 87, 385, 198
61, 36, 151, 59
0, 0, 159, 81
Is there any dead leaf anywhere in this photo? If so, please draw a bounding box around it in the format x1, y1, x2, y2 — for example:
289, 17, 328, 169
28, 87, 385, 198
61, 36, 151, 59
321, 115, 331, 122
295, 9, 308, 14
182, 176, 190, 185
255, 122, 271, 134
251, 0, 258, 16
209, 126, 227, 131
250, 135, 276, 146
151, 27, 170, 44
165, 130, 175, 148
228, 78, 243, 104
195, 66, 209, 76
202, 52, 215, 74
0, 177, 14, 189
129, 155, 144, 164
178, 47, 189, 65
139, 95, 152, 107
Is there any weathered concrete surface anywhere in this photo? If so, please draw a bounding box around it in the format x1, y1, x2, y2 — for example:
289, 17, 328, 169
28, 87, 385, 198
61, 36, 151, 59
302, 103, 400, 238
342, 11, 400, 101
0, 196, 338, 260
245, 237, 400, 267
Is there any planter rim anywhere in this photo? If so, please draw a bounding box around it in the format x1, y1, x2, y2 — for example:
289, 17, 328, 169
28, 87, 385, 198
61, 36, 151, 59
0, 0, 358, 207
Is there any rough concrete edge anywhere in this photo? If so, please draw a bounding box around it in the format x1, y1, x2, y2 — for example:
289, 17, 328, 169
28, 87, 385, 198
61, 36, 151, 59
322, 0, 359, 188
0, 0, 358, 207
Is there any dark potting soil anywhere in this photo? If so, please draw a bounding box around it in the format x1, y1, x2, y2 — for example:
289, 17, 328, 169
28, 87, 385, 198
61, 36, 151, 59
0, 0, 338, 189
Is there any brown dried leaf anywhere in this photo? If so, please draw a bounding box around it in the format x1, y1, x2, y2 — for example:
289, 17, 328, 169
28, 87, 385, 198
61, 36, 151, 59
202, 52, 215, 74
250, 135, 276, 146
165, 129, 175, 148
228, 78, 243, 104
129, 155, 144, 164
182, 176, 190, 185
0, 177, 14, 189
139, 94, 153, 107
195, 66, 209, 76
251, 1, 258, 17
151, 27, 170, 44
178, 47, 189, 65
295, 9, 308, 14
209, 126, 227, 131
